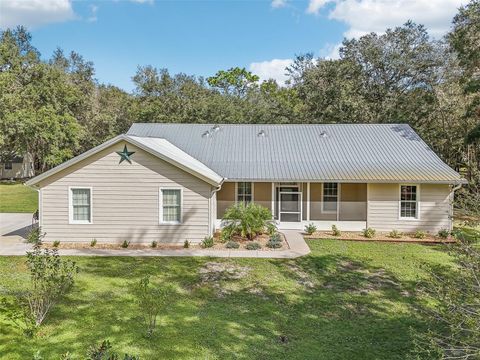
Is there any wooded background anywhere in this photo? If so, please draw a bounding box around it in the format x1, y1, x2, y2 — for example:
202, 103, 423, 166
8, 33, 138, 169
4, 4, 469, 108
0, 1, 478, 215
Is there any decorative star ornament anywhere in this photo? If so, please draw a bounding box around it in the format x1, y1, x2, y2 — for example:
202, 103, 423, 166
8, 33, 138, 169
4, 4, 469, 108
116, 145, 135, 164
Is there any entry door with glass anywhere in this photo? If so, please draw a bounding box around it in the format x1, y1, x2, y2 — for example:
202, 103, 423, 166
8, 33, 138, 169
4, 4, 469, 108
278, 189, 302, 222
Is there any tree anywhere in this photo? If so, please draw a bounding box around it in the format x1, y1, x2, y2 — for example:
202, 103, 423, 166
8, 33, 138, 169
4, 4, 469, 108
414, 231, 480, 359
207, 67, 259, 97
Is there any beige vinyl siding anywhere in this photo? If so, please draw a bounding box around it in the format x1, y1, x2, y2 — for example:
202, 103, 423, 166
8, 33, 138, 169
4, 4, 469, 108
38, 141, 212, 244
367, 183, 451, 233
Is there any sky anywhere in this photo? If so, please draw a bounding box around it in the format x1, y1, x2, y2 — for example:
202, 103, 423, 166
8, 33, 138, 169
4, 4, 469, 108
0, 0, 466, 92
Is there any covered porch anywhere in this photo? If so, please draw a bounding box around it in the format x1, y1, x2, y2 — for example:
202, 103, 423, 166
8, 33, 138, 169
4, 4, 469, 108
215, 181, 367, 231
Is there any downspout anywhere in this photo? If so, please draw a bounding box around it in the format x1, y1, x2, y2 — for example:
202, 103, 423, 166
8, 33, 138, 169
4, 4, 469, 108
449, 182, 463, 231
208, 179, 224, 236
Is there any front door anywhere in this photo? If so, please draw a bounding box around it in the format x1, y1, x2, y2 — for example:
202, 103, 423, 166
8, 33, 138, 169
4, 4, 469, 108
279, 191, 302, 222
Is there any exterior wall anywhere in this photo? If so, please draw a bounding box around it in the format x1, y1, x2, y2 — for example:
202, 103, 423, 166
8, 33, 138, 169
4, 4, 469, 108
0, 154, 34, 179
367, 183, 451, 233
216, 182, 235, 218
253, 182, 272, 213
216, 181, 273, 219
310, 183, 336, 221
339, 183, 367, 221
38, 141, 213, 244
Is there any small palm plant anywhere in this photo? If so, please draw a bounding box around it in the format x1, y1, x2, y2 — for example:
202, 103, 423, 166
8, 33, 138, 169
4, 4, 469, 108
222, 202, 273, 240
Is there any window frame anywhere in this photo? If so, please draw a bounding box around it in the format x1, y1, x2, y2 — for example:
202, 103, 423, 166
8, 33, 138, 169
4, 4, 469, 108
235, 182, 254, 204
159, 187, 183, 225
321, 182, 339, 214
4, 162, 12, 170
398, 184, 420, 220
68, 186, 93, 224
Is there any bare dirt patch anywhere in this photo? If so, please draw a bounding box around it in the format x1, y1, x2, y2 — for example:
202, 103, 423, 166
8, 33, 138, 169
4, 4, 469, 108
197, 261, 251, 297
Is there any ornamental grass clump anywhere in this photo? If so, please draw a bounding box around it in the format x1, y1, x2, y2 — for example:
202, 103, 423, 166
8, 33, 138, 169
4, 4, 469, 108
437, 229, 450, 239
267, 233, 282, 249
414, 230, 426, 239
201, 236, 214, 248
331, 225, 341, 236
222, 203, 273, 240
362, 227, 376, 238
246, 242, 261, 250
225, 241, 240, 249
389, 230, 402, 239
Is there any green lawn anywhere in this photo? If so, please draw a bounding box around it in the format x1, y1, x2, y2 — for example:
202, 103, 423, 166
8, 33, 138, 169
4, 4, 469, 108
0, 240, 455, 360
0, 183, 38, 213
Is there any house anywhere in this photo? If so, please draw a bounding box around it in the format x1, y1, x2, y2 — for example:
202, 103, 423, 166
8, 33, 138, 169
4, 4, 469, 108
1, 153, 35, 180
26, 124, 466, 244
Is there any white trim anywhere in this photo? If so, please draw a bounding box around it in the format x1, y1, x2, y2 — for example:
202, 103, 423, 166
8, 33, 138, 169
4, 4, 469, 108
337, 183, 341, 221
159, 187, 183, 225
38, 189, 43, 227
306, 182, 310, 221
366, 183, 370, 228
398, 184, 420, 220
68, 186, 93, 225
321, 182, 339, 214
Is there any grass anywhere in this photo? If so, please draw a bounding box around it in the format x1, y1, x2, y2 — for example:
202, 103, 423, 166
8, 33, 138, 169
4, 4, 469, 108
0, 239, 456, 360
0, 183, 37, 213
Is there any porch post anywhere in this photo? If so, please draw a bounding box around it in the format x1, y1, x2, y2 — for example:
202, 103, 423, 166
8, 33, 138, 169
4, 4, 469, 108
271, 182, 275, 219
306, 182, 310, 221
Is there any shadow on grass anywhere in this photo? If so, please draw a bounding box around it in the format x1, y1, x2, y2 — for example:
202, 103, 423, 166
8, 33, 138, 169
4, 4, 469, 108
0, 250, 450, 360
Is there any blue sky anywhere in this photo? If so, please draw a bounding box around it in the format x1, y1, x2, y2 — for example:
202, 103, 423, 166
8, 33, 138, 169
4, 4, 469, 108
0, 0, 465, 92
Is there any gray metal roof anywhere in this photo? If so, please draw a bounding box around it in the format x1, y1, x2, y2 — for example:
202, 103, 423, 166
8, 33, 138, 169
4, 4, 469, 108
127, 123, 464, 183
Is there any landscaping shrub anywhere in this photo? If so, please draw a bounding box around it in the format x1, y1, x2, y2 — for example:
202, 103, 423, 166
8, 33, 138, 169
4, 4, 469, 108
437, 229, 450, 239
266, 222, 277, 236
201, 236, 214, 248
304, 223, 317, 235
52, 240, 60, 248
121, 240, 130, 248
362, 227, 376, 238
131, 276, 173, 338
183, 240, 190, 248
151, 241, 158, 248
267, 233, 282, 249
26, 227, 45, 246
331, 225, 341, 236
90, 239, 97, 247
414, 230, 426, 239
0, 245, 78, 335
225, 241, 240, 249
389, 230, 402, 239
222, 202, 273, 240
246, 242, 261, 250
220, 226, 234, 242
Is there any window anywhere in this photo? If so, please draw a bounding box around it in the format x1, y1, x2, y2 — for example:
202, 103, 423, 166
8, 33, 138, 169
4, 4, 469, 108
4, 162, 12, 170
70, 188, 92, 224
236, 182, 252, 203
160, 188, 182, 224
322, 183, 338, 212
400, 185, 418, 219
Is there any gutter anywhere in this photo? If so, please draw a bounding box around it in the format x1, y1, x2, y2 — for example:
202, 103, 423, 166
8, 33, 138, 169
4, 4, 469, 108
208, 178, 225, 236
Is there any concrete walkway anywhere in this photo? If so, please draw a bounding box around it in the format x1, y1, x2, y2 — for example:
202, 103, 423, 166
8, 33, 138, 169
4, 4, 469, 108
0, 229, 310, 258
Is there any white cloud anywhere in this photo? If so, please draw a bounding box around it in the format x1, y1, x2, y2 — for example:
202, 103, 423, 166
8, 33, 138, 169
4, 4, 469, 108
271, 0, 287, 8
307, 0, 464, 38
308, 0, 465, 60
87, 5, 98, 23
249, 58, 293, 85
0, 0, 75, 29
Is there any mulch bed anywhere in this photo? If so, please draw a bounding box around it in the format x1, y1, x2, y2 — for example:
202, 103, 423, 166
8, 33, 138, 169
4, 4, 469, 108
212, 232, 289, 251
304, 231, 455, 243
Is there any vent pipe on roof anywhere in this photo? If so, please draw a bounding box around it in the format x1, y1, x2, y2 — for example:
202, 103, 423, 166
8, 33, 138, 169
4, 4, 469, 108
202, 130, 211, 138
257, 130, 266, 137
320, 131, 327, 138
212, 124, 220, 132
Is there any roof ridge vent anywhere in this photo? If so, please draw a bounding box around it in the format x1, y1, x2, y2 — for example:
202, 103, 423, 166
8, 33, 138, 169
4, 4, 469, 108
257, 130, 266, 137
